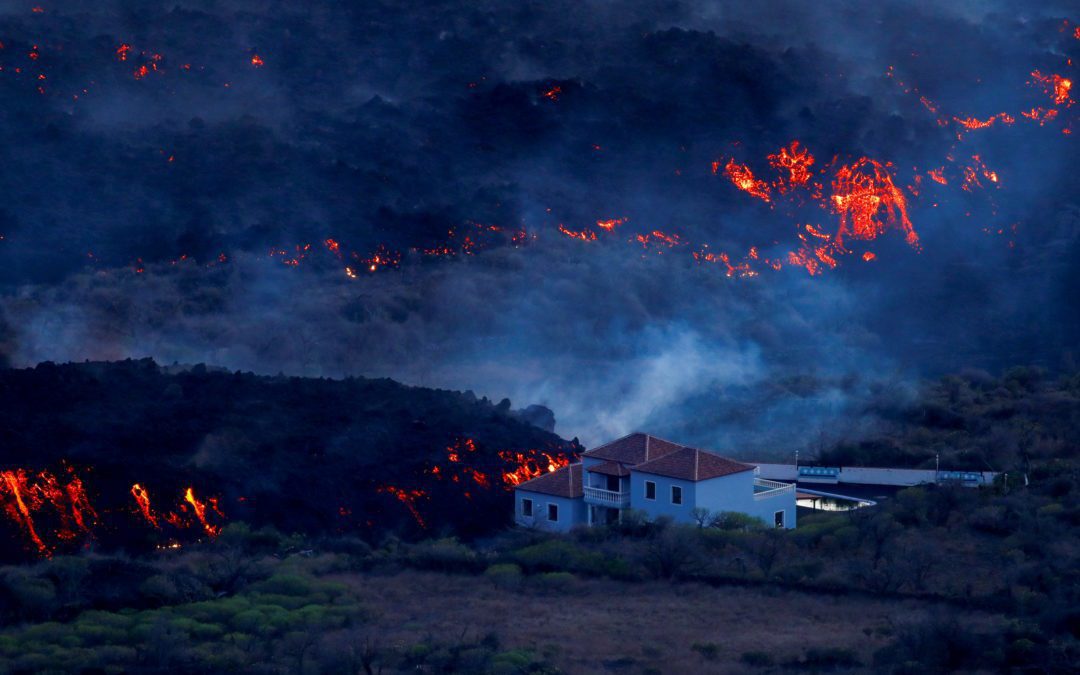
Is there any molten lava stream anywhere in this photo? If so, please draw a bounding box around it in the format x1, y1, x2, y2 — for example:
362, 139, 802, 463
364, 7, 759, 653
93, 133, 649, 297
131, 483, 160, 528
1, 470, 48, 555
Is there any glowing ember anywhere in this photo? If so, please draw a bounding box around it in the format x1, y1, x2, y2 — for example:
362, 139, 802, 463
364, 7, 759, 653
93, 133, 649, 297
767, 140, 815, 192
722, 159, 772, 202
62, 475, 96, 534
558, 224, 598, 241
635, 230, 685, 249
131, 483, 159, 528
1, 470, 48, 555
960, 154, 1000, 192
498, 450, 571, 486
830, 158, 919, 250
184, 487, 221, 537
0, 469, 102, 556
1031, 70, 1073, 106
1021, 107, 1060, 125
359, 245, 401, 272
953, 113, 1015, 130
596, 217, 627, 231
378, 486, 428, 528
251, 54, 265, 68
541, 85, 562, 101
116, 44, 131, 61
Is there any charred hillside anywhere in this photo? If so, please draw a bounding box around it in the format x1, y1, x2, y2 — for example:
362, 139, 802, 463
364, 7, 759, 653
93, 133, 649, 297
0, 359, 578, 561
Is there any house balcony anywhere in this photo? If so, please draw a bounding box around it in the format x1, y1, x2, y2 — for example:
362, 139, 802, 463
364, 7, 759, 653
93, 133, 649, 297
583, 486, 631, 508
753, 478, 795, 501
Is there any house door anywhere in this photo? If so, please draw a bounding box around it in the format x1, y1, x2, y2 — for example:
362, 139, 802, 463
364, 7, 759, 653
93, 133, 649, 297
774, 510, 785, 528
606, 475, 620, 492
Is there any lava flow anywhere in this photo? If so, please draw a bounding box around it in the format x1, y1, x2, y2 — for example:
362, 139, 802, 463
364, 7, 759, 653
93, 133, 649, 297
1031, 70, 1074, 107
768, 140, 815, 193
379, 439, 574, 528
377, 486, 428, 529
499, 450, 572, 486
719, 158, 772, 202
0, 468, 97, 556
131, 483, 158, 527
831, 158, 919, 251
135, 483, 224, 538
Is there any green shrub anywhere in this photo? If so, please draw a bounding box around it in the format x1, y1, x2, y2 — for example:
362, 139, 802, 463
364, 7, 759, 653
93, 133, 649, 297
533, 571, 576, 594
484, 563, 523, 590
710, 512, 767, 531
511, 539, 618, 577
404, 538, 483, 572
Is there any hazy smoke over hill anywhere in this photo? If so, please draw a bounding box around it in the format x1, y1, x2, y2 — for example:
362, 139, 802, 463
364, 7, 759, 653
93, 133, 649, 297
0, 1, 1077, 454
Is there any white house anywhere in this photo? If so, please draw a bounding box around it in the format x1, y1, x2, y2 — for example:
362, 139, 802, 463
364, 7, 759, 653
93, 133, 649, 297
514, 432, 796, 531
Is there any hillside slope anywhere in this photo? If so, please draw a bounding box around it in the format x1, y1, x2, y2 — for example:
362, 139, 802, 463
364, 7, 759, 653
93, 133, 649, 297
0, 359, 577, 560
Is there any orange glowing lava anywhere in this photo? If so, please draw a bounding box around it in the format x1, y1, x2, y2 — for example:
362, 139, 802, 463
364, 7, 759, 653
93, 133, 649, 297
378, 486, 428, 528
558, 224, 598, 241
830, 158, 919, 250
1031, 70, 1073, 106
498, 450, 571, 486
1, 469, 103, 556
1, 470, 47, 555
722, 159, 772, 202
542, 85, 562, 101
767, 140, 815, 192
596, 217, 627, 231
953, 113, 1015, 130
184, 487, 221, 537
131, 483, 159, 528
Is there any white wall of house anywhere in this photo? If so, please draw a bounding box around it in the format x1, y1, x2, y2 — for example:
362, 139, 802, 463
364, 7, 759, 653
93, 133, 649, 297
514, 490, 586, 532
629, 471, 697, 523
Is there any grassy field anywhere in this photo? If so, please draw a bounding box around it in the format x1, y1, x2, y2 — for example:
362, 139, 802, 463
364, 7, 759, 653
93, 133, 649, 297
338, 569, 1006, 673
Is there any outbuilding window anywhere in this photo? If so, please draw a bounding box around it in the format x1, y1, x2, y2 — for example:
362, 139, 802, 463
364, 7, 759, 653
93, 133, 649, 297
521, 498, 533, 517
547, 503, 559, 521
645, 480, 656, 500
671, 485, 683, 505
774, 510, 785, 528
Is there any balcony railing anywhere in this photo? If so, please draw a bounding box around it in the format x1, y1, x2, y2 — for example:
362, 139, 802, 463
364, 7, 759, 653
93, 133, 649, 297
584, 486, 631, 508
753, 478, 795, 501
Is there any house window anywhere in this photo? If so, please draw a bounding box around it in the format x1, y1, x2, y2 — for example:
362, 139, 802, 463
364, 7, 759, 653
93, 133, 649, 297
521, 498, 533, 517
645, 480, 656, 500
547, 503, 559, 522
671, 485, 683, 505
774, 510, 785, 528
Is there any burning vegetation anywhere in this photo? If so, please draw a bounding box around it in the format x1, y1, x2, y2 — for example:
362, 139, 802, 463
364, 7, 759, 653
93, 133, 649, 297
0, 361, 578, 560
0, 9, 1071, 286
381, 439, 574, 528
2, 437, 573, 554
0, 467, 225, 557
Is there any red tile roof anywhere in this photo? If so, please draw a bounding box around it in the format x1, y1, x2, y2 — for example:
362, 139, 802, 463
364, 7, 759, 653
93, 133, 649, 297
585, 460, 631, 477
633, 447, 755, 482
581, 432, 684, 465
515, 463, 583, 498
579, 432, 755, 483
